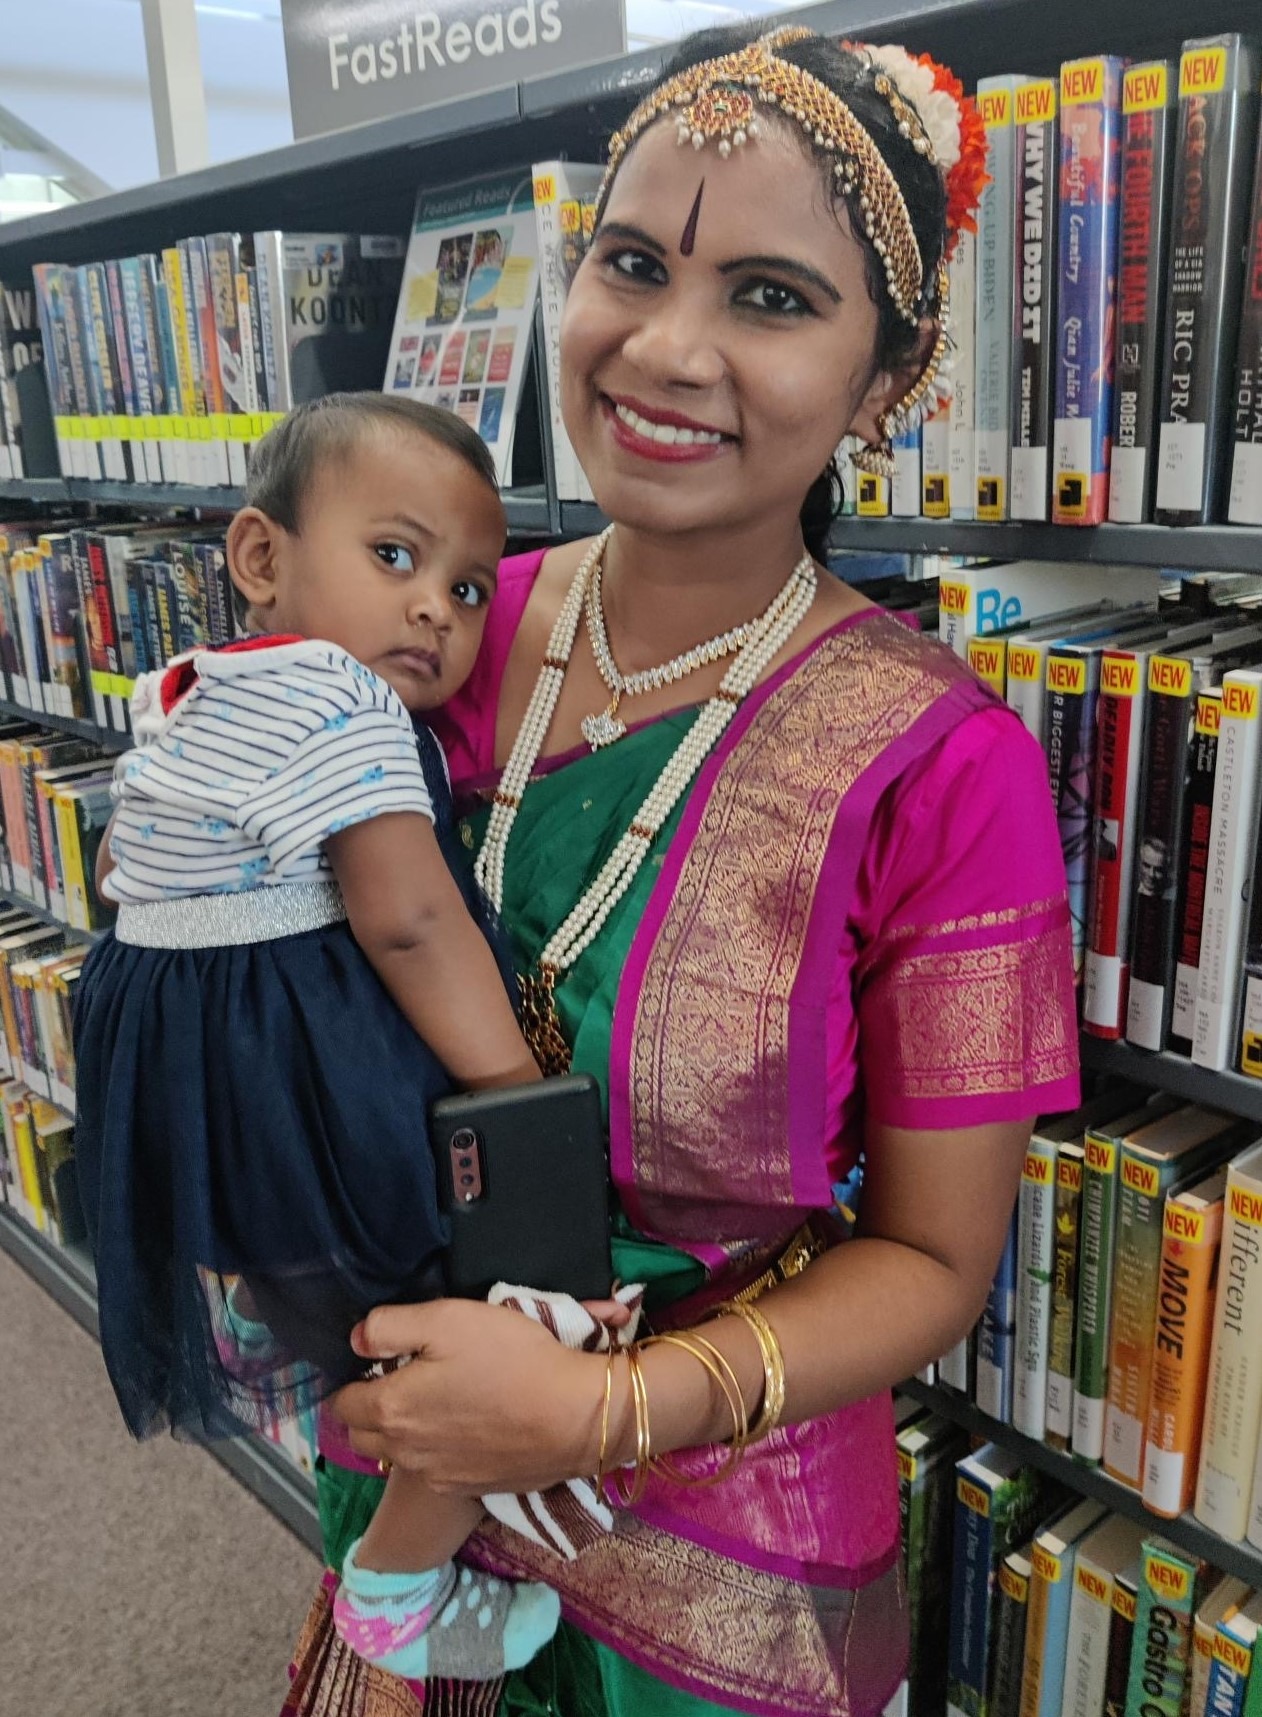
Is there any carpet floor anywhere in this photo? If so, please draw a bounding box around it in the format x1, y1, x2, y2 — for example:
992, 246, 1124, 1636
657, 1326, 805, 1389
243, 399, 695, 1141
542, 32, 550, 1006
0, 1245, 321, 1715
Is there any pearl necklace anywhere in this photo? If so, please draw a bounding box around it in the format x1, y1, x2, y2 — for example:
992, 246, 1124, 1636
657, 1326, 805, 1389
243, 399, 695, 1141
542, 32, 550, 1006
581, 556, 753, 750
475, 526, 817, 1074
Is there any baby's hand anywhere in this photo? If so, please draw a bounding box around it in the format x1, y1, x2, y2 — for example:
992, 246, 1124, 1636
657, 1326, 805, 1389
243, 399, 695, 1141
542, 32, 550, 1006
579, 1297, 633, 1332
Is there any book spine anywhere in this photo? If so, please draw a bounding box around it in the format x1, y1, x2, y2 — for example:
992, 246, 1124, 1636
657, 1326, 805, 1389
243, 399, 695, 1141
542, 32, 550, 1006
905, 1441, 966, 1717
1195, 1160, 1262, 1539
1205, 1623, 1255, 1717
975, 79, 1020, 521
1011, 79, 1059, 520
1126, 658, 1199, 1050
1074, 1129, 1121, 1463
1156, 37, 1262, 524
1110, 65, 1179, 522
244, 264, 270, 414
950, 230, 979, 519
252, 234, 289, 411
968, 636, 1008, 699
233, 268, 260, 416
1173, 693, 1224, 1056
1045, 647, 1100, 978
948, 1466, 996, 1717
1228, 122, 1262, 523
103, 258, 138, 480
1104, 1581, 1138, 1717
1085, 650, 1149, 1035
1053, 58, 1123, 525
1124, 1543, 1199, 1717
1143, 1191, 1224, 1518
890, 427, 921, 517
532, 165, 578, 501
1105, 1148, 1181, 1488
978, 1216, 1019, 1424
1019, 1550, 1053, 1717
1064, 1557, 1118, 1717
1193, 672, 1262, 1067
1014, 1136, 1058, 1440
60, 267, 99, 477
991, 1558, 1031, 1717
1047, 1144, 1085, 1448
923, 391, 952, 516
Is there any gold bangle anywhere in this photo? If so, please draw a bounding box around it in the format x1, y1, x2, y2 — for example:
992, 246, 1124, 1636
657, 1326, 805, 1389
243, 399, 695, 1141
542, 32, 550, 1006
595, 1346, 616, 1484
608, 1347, 653, 1508
714, 1300, 787, 1444
639, 1331, 748, 1486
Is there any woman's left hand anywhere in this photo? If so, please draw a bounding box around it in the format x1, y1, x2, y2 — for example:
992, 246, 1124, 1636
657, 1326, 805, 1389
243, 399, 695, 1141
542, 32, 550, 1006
331, 1297, 604, 1495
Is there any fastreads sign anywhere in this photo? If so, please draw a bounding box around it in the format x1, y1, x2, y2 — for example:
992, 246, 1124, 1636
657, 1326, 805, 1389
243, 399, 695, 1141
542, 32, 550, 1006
280, 0, 626, 138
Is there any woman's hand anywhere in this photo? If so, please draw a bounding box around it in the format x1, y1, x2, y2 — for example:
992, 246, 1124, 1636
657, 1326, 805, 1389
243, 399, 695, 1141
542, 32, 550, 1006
331, 1298, 606, 1495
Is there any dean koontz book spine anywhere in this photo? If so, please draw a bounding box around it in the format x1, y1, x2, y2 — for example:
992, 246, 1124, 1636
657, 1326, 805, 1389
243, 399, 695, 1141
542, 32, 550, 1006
1228, 120, 1262, 524
1109, 62, 1178, 523
1155, 36, 1262, 525
1052, 56, 1124, 527
975, 77, 1021, 522
1011, 78, 1059, 520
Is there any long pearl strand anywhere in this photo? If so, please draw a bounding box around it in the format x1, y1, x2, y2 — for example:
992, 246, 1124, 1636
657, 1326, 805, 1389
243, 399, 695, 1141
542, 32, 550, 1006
476, 527, 818, 990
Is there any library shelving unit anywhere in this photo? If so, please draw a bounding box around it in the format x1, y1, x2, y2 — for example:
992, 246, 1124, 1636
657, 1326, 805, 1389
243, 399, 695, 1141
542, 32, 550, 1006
2, 0, 1262, 1581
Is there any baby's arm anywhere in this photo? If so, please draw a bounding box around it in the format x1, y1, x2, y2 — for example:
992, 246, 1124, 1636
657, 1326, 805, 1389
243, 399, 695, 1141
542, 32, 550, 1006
326, 812, 540, 1090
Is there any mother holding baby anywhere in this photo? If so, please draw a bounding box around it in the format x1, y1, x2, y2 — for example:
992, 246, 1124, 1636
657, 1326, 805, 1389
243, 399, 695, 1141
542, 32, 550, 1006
287, 23, 1079, 1717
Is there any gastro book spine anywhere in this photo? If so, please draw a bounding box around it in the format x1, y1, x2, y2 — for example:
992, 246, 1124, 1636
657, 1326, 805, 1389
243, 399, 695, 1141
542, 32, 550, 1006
1155, 36, 1262, 524
1110, 63, 1178, 522
975, 78, 1021, 522
1228, 121, 1262, 523
1192, 670, 1262, 1068
1194, 1139, 1262, 1540
1053, 58, 1124, 526
1011, 79, 1059, 520
1123, 1541, 1203, 1717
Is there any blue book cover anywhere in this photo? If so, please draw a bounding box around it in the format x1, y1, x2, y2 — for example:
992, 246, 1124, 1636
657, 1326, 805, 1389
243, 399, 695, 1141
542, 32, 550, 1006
1028, 1498, 1107, 1717
1052, 56, 1124, 525
976, 1213, 1018, 1422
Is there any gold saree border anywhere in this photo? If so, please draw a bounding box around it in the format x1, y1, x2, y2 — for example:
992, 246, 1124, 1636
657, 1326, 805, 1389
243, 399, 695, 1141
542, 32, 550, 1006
628, 613, 988, 1234
863, 909, 1077, 1100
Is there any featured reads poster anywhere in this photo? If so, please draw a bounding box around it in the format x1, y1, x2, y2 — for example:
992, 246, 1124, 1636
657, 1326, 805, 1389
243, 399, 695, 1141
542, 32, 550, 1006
384, 171, 538, 486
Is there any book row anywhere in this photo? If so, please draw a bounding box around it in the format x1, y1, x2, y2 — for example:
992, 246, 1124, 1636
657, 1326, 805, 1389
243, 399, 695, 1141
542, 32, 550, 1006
939, 566, 1262, 1074
839, 33, 1262, 529
930, 1087, 1262, 1548
892, 1404, 1262, 1717
0, 520, 239, 738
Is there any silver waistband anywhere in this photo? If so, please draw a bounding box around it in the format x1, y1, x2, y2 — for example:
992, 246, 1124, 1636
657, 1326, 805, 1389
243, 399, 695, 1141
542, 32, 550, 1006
115, 881, 348, 949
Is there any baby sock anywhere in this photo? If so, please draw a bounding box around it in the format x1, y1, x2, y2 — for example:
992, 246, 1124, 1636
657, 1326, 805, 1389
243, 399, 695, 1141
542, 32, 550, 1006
332, 1538, 561, 1681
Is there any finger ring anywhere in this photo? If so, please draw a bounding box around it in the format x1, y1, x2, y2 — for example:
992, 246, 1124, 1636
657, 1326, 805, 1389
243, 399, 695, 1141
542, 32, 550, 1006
378, 1458, 392, 1477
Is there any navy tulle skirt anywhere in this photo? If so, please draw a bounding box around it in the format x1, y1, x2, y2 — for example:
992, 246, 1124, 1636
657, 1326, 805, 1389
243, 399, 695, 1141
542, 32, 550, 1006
72, 737, 514, 1443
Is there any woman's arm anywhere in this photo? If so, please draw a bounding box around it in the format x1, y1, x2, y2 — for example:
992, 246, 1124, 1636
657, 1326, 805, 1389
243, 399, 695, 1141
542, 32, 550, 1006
331, 1112, 1030, 1493
325, 811, 539, 1090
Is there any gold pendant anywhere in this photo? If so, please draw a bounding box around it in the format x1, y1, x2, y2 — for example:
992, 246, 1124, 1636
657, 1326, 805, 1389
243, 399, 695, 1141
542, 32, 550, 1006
518, 965, 573, 1078
580, 695, 627, 751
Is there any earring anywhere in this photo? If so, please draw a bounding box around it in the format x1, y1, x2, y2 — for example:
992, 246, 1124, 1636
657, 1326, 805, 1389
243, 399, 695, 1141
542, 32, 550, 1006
850, 432, 895, 479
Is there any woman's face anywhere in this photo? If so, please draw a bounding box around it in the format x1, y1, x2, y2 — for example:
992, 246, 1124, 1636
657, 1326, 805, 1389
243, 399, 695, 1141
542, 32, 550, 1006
560, 117, 890, 541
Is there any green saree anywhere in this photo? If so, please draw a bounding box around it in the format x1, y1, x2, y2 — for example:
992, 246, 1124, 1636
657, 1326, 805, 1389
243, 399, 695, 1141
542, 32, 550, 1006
309, 714, 739, 1717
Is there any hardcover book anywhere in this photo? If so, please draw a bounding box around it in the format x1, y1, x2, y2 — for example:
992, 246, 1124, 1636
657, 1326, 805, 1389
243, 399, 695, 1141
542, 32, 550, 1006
975, 77, 1022, 521
1052, 57, 1124, 527
1109, 63, 1179, 523
1228, 120, 1262, 523
1195, 1138, 1262, 1540
1011, 78, 1059, 520
1155, 36, 1262, 524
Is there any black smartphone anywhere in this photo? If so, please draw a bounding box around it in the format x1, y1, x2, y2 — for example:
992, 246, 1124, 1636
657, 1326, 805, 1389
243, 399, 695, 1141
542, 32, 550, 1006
429, 1073, 613, 1301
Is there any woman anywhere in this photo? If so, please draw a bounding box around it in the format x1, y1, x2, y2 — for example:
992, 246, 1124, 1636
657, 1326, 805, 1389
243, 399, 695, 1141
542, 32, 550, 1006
285, 24, 1079, 1717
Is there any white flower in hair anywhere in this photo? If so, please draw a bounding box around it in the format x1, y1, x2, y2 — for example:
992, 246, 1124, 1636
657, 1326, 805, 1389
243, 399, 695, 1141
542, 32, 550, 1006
865, 43, 963, 172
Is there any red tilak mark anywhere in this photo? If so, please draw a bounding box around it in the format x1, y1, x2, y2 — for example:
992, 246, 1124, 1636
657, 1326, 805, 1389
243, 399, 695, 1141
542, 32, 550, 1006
680, 181, 705, 256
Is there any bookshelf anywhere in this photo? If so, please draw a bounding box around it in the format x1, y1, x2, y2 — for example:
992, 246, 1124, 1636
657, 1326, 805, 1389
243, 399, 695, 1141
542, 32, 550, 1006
0, 695, 129, 752
0, 884, 105, 945
901, 1376, 1262, 1588
0, 1204, 322, 1553
0, 0, 1258, 1600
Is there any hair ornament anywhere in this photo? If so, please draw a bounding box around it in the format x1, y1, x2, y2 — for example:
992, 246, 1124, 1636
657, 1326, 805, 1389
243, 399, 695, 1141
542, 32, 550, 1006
600, 26, 926, 323
850, 41, 989, 253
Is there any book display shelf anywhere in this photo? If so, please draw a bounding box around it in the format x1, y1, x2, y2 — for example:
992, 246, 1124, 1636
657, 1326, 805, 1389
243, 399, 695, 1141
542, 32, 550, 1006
3, 0, 1262, 1597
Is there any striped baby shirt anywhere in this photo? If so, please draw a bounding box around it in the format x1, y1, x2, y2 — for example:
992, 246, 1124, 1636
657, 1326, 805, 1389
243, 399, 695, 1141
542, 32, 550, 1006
104, 637, 436, 906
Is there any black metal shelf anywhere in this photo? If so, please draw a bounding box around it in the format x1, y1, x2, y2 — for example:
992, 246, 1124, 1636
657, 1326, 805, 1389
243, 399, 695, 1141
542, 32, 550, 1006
902, 1377, 1262, 1587
1079, 1035, 1262, 1124
0, 885, 105, 946
0, 694, 128, 752
827, 520, 1262, 572
0, 1206, 322, 1553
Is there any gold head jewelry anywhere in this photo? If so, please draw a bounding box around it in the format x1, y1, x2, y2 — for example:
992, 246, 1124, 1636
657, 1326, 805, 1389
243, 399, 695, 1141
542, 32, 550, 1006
600, 27, 926, 325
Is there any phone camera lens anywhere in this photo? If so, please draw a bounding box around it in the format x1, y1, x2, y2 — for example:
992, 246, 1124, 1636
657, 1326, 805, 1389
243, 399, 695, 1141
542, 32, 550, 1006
452, 1128, 476, 1151
460, 1173, 475, 1187
458, 1155, 472, 1169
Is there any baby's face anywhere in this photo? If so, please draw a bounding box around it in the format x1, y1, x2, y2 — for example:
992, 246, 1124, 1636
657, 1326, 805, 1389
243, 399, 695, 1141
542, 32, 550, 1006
268, 430, 506, 711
